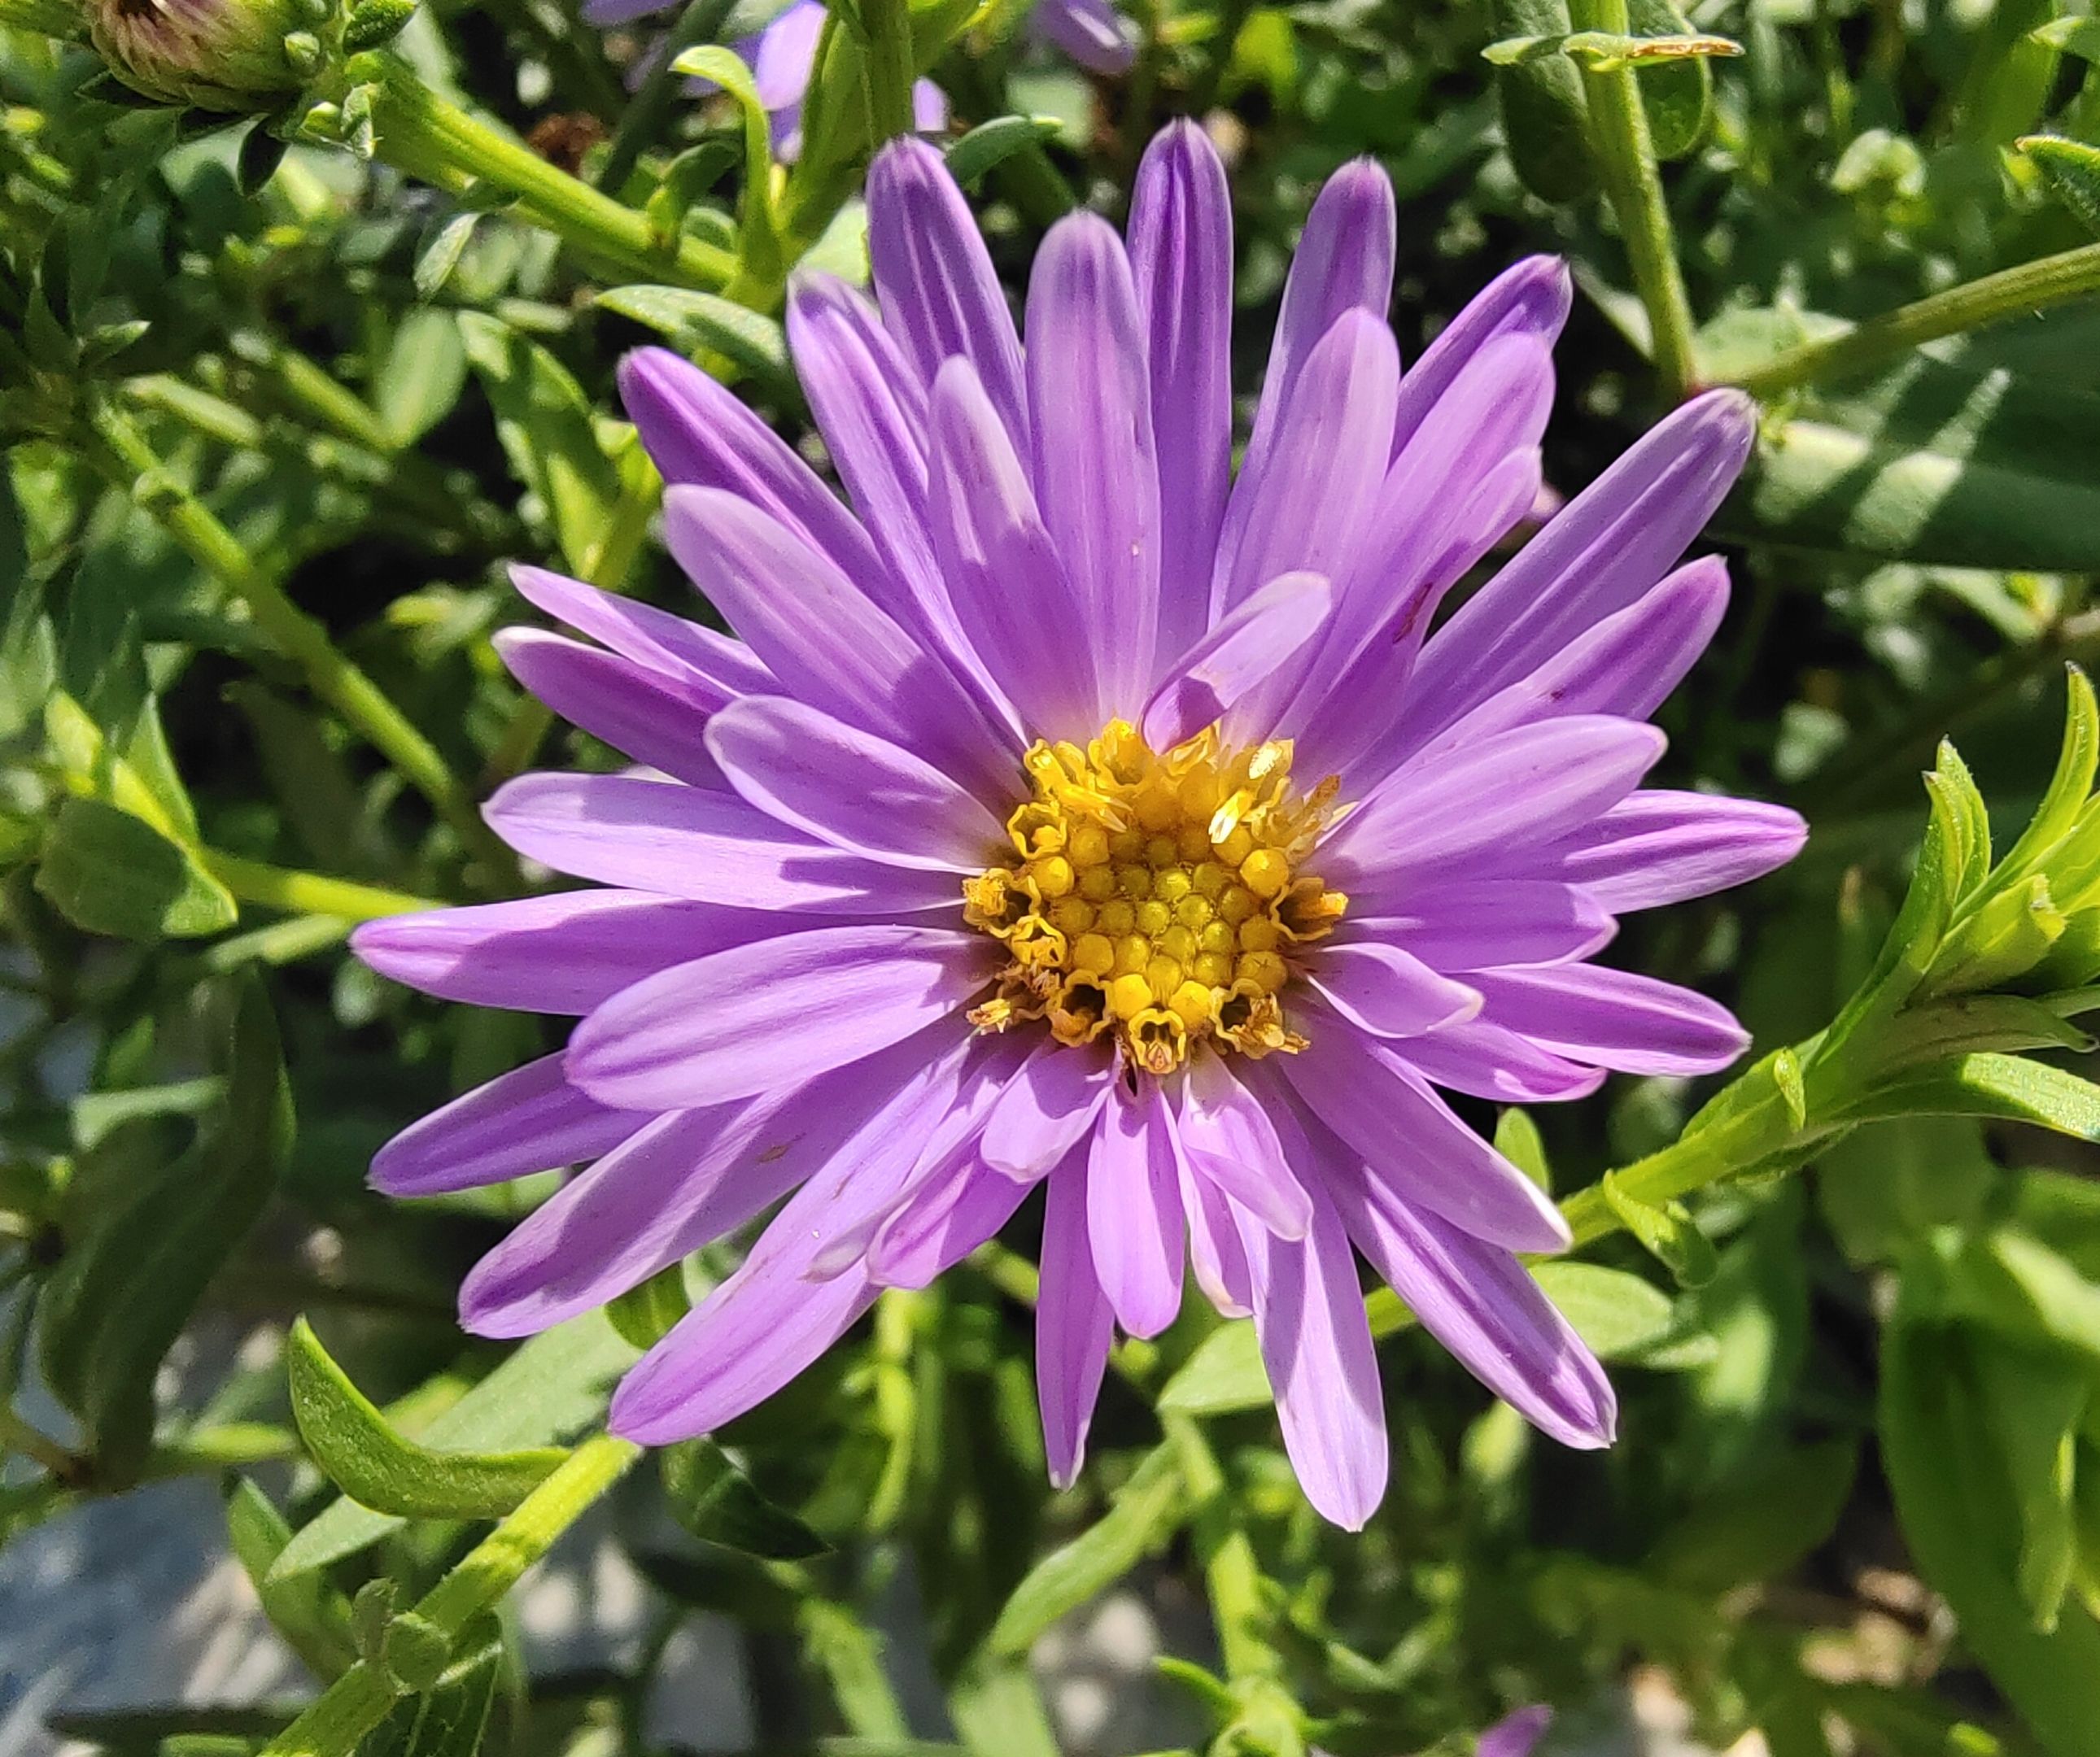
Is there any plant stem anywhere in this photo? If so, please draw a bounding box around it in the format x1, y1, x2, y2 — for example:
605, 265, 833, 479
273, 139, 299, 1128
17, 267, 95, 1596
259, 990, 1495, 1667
1164, 1414, 1277, 1681
80, 401, 512, 880
0, 1404, 81, 1479
258, 1434, 641, 1757
362, 58, 736, 294
199, 851, 443, 922
1570, 0, 1700, 398
1724, 241, 2100, 399
858, 0, 919, 146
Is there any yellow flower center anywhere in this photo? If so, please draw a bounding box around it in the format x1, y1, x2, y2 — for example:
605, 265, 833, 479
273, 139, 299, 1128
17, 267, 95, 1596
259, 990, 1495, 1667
963, 720, 1347, 1076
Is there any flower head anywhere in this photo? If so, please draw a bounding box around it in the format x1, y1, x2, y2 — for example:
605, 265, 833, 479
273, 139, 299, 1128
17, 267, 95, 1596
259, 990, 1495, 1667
356, 123, 1805, 1528
83, 0, 312, 109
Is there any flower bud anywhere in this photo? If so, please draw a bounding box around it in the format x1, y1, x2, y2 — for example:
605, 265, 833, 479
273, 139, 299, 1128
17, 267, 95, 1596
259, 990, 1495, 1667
82, 0, 317, 112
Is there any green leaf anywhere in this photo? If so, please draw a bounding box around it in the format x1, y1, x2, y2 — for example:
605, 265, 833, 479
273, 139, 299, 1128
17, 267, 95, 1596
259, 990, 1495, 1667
1817, 1114, 1994, 1267
225, 1479, 358, 1680
669, 46, 782, 278
2019, 137, 2100, 240
1941, 1230, 2100, 1367
987, 1443, 1185, 1657
605, 1259, 689, 1350
457, 313, 622, 575
2034, 17, 2100, 61
1156, 1321, 1269, 1416
1533, 1262, 1714, 1367
1844, 1052, 2100, 1141
362, 1617, 504, 1757
1730, 346, 2100, 571
1972, 1338, 2088, 1632
375, 307, 466, 444
592, 286, 790, 385
1488, 0, 1600, 203
269, 1311, 637, 1580
1882, 1315, 2100, 1757
1933, 874, 2068, 996
943, 116, 1063, 187
35, 796, 236, 940
1601, 1174, 1720, 1288
1493, 1107, 1551, 1192
37, 978, 291, 1486
661, 1439, 829, 1559
2004, 667, 2100, 891
286, 1317, 569, 1519
1771, 1046, 1808, 1129
1648, 1439, 1858, 1592
1626, 0, 1725, 159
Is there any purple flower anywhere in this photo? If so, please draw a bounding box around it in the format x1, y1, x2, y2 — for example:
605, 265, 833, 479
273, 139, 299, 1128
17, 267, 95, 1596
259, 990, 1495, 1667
1476, 1706, 1552, 1757
585, 0, 1133, 162
356, 124, 1805, 1528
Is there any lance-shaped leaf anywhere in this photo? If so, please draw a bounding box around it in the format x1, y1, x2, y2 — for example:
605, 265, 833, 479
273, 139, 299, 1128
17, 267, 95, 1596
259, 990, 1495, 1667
661, 1439, 829, 1560
2019, 136, 2100, 238
945, 116, 1063, 187
286, 1317, 571, 1519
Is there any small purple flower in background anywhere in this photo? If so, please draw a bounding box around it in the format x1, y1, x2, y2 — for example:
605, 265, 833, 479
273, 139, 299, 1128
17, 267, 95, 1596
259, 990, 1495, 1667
583, 0, 1131, 161
1476, 1705, 1553, 1757
356, 123, 1804, 1528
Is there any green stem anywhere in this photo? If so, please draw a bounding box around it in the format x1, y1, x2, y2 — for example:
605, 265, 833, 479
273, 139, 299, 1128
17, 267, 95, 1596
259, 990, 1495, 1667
0, 1405, 81, 1479
80, 400, 511, 879
858, 0, 920, 146
1163, 1415, 1277, 1681
1724, 241, 2100, 399
362, 59, 736, 294
259, 1434, 641, 1757
200, 850, 443, 921
1571, 0, 1700, 398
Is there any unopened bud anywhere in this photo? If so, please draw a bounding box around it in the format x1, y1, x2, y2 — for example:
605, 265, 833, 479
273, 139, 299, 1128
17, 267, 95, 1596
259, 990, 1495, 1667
81, 0, 317, 112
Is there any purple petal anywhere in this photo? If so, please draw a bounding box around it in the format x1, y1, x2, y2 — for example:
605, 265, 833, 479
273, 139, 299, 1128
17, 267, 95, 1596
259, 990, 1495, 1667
911, 77, 949, 133
1347, 882, 1614, 974
1553, 791, 1808, 912
1274, 1018, 1571, 1252
1478, 1707, 1555, 1757
1395, 1018, 1608, 1105
1325, 717, 1665, 894
1039, 1141, 1115, 1487
1233, 159, 1395, 565
785, 276, 956, 657
1142, 570, 1332, 751
1177, 1049, 1312, 1240
867, 137, 1028, 442
1404, 390, 1756, 742
511, 565, 771, 706
618, 349, 901, 613
465, 1031, 961, 1337
1026, 212, 1162, 710
749, 0, 823, 111
1181, 1158, 1254, 1317
1234, 1183, 1388, 1529
871, 1161, 1031, 1288
661, 486, 1011, 796
1327, 1150, 1604, 1452
484, 773, 958, 913
1307, 941, 1482, 1039
1129, 120, 1232, 661
496, 629, 727, 789
351, 891, 801, 1015
706, 695, 1008, 871
1472, 965, 1751, 1077
1213, 309, 1399, 623
1421, 557, 1729, 755
928, 356, 1102, 741
370, 1053, 646, 1196
980, 1037, 1116, 1179
1323, 1156, 1614, 1450
1086, 1082, 1185, 1340
1388, 255, 1570, 461
1029, 0, 1134, 72
565, 924, 991, 1109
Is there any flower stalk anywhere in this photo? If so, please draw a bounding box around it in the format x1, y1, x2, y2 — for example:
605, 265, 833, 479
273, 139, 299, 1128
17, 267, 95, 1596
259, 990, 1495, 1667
258, 1433, 641, 1757
858, 0, 920, 145
200, 851, 445, 922
353, 57, 737, 294
1724, 240, 2100, 399
1570, 0, 1701, 398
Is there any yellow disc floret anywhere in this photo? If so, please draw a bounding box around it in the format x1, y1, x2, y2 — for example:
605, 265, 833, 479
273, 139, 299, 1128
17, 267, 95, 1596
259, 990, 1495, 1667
963, 720, 1347, 1076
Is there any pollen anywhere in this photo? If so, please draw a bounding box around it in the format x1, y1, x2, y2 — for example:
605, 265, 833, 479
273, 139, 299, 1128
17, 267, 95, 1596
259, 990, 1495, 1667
963, 719, 1347, 1075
